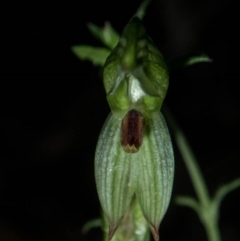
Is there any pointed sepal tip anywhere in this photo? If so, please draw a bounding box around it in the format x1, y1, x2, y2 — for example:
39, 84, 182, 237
149, 225, 159, 241
108, 223, 118, 240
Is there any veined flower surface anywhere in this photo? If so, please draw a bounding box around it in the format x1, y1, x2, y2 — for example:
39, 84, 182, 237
94, 17, 174, 241
95, 111, 174, 241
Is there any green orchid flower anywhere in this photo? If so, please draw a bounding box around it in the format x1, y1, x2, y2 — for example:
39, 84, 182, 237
94, 17, 174, 241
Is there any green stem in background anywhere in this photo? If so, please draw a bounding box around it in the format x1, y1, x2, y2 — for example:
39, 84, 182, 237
163, 106, 240, 241
167, 53, 212, 70
173, 121, 210, 207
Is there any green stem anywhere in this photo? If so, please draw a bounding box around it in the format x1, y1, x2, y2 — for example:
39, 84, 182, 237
102, 197, 150, 241
163, 107, 210, 207
163, 106, 221, 241
204, 217, 221, 241
174, 128, 210, 207
167, 54, 212, 70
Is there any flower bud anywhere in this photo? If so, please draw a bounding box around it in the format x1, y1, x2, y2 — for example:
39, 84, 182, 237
103, 17, 169, 114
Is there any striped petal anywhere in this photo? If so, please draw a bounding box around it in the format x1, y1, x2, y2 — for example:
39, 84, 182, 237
95, 113, 140, 238
135, 112, 174, 241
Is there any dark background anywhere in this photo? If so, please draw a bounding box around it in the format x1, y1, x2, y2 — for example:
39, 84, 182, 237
1, 0, 240, 240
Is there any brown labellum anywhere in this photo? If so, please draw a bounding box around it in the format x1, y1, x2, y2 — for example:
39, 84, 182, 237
121, 109, 146, 153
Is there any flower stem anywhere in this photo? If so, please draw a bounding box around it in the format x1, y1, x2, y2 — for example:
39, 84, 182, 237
163, 106, 221, 241
204, 216, 221, 241
102, 196, 150, 241
174, 127, 210, 207
163, 107, 210, 206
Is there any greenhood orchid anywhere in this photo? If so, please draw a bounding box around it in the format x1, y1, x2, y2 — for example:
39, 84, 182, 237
94, 17, 174, 241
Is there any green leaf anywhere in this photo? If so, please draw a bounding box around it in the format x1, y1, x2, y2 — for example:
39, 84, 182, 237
134, 0, 152, 20
167, 53, 212, 70
87, 22, 119, 49
82, 218, 102, 234
213, 178, 240, 215
175, 196, 200, 213
102, 22, 119, 49
71, 45, 110, 66
87, 23, 105, 44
